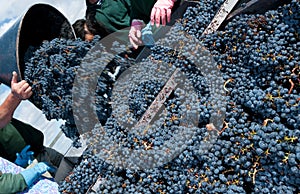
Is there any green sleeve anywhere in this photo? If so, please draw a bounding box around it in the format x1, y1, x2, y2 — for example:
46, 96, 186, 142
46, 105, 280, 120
0, 172, 27, 194
94, 0, 131, 33
130, 0, 156, 23
0, 123, 27, 162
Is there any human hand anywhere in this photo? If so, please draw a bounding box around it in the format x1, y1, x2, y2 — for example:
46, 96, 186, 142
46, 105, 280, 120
150, 0, 176, 27
15, 145, 34, 168
129, 19, 145, 49
20, 162, 56, 187
10, 71, 32, 100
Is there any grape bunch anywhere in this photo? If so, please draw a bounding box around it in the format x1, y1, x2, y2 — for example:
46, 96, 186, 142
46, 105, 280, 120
24, 0, 300, 193
94, 53, 135, 125
179, 0, 225, 38
24, 37, 135, 143
59, 27, 221, 194
129, 80, 164, 120
24, 37, 100, 141
193, 0, 299, 193
62, 1, 299, 194
59, 150, 108, 193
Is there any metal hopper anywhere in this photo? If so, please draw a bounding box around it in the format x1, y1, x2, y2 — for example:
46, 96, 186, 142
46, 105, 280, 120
0, 3, 75, 86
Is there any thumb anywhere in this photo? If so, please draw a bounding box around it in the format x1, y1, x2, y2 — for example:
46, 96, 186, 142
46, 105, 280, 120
43, 162, 56, 173
11, 71, 18, 85
38, 162, 56, 173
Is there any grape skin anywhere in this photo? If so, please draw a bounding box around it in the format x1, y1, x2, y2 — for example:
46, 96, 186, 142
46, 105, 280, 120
23, 0, 300, 193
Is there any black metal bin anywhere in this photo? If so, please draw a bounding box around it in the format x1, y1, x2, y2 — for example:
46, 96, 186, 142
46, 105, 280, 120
0, 3, 75, 86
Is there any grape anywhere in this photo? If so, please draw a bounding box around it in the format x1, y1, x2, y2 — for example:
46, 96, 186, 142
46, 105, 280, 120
23, 0, 300, 193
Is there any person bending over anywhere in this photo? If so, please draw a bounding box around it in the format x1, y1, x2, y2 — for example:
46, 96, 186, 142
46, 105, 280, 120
73, 0, 131, 41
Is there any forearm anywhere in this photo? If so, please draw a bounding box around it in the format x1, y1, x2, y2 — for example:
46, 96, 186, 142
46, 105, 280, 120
86, 0, 99, 6
0, 72, 32, 128
0, 93, 21, 128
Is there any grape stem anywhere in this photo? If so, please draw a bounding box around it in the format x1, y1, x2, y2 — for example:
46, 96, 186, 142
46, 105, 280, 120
262, 119, 273, 127
218, 121, 229, 135
288, 79, 294, 95
249, 162, 263, 184
223, 78, 234, 92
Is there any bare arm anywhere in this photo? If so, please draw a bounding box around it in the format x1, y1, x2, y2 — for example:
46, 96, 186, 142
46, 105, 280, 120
87, 0, 99, 4
0, 72, 32, 128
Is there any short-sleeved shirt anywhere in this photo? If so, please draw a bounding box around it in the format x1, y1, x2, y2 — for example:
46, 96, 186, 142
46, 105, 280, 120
0, 118, 44, 162
0, 122, 26, 162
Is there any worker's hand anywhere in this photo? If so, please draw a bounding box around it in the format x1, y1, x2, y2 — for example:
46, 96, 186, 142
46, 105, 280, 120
14, 145, 34, 168
20, 162, 56, 187
11, 71, 32, 100
129, 19, 145, 49
150, 0, 176, 27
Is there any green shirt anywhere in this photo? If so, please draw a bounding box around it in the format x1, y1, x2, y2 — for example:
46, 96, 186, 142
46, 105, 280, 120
0, 120, 44, 193
130, 0, 156, 23
0, 123, 26, 162
0, 172, 27, 194
87, 0, 131, 34
0, 119, 44, 163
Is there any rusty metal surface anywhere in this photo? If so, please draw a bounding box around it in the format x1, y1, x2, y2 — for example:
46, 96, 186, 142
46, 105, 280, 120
113, 0, 293, 141
85, 2, 195, 192
226, 0, 292, 20
136, 68, 179, 128
135, 0, 240, 128
203, 0, 240, 35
